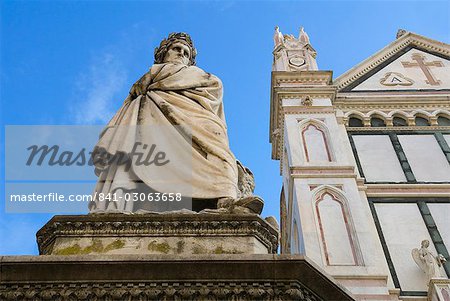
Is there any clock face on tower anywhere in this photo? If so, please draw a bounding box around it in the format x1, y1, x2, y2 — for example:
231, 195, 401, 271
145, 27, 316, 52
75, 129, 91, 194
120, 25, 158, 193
289, 57, 305, 67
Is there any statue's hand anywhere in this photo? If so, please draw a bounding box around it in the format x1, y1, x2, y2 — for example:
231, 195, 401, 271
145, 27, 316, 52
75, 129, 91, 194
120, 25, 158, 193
129, 82, 143, 99
129, 72, 152, 98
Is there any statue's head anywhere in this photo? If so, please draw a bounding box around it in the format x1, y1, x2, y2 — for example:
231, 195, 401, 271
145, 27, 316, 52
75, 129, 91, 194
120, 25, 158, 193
421, 240, 430, 248
154, 32, 197, 66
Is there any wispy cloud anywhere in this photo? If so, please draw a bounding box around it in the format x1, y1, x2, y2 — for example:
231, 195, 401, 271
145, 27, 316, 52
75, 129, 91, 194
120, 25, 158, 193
71, 52, 127, 125
69, 22, 155, 125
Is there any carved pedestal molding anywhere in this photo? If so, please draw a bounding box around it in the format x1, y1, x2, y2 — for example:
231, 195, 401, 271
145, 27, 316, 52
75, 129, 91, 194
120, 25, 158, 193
0, 255, 355, 301
0, 281, 318, 301
36, 214, 279, 255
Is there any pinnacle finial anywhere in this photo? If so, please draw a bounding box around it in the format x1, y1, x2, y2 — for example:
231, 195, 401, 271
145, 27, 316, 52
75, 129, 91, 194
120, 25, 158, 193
299, 26, 310, 44
274, 25, 284, 47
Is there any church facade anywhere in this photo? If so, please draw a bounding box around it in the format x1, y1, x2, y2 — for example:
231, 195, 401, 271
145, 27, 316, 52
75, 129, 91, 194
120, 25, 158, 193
271, 28, 450, 300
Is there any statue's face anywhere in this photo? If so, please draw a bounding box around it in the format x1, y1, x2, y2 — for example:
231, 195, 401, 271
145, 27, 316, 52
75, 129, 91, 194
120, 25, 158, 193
163, 41, 191, 65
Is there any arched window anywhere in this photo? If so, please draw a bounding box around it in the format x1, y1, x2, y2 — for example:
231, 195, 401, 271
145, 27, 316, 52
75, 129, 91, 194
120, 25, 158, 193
370, 117, 386, 127
301, 123, 332, 162
393, 116, 407, 126
348, 117, 364, 127
437, 116, 450, 126
315, 191, 360, 266
415, 116, 430, 126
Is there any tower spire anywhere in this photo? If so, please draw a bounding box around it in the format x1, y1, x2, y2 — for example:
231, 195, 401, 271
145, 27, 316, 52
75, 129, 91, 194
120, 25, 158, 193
299, 27, 310, 44
273, 26, 284, 47
272, 26, 318, 71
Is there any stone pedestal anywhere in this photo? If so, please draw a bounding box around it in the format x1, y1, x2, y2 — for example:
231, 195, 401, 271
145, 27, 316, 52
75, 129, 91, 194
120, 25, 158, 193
429, 278, 450, 301
37, 214, 279, 255
10, 214, 359, 300
0, 254, 355, 300
0, 214, 358, 300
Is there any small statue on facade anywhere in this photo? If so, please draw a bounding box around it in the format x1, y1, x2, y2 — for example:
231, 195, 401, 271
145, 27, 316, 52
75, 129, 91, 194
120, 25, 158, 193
299, 27, 310, 44
273, 26, 284, 47
412, 239, 447, 284
396, 28, 408, 39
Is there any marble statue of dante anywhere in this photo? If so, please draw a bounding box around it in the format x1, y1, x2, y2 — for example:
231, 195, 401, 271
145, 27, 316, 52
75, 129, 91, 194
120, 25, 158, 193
412, 239, 447, 284
89, 32, 263, 214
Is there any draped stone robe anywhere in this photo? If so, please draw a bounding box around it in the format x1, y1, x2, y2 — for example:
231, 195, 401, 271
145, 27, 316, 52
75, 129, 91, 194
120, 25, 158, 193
89, 63, 239, 212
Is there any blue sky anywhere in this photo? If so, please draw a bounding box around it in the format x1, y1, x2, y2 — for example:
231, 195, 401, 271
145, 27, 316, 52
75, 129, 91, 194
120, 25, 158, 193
1, 0, 449, 255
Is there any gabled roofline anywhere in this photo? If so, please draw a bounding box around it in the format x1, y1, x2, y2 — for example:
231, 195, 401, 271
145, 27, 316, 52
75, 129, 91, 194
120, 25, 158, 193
334, 31, 450, 91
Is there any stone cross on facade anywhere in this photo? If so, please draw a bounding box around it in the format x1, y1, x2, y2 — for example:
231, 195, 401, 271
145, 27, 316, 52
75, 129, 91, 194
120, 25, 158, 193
402, 53, 444, 86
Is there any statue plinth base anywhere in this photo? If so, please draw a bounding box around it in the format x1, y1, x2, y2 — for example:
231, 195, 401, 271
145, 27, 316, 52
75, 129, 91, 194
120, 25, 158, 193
429, 278, 450, 301
0, 254, 355, 300
37, 213, 279, 255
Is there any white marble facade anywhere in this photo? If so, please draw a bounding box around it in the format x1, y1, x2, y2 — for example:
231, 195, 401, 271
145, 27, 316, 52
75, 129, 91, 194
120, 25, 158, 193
398, 135, 450, 182
271, 29, 450, 300
353, 135, 407, 182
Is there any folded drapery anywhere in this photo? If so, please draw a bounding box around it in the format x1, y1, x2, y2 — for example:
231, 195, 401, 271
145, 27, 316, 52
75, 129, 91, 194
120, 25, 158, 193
89, 63, 239, 212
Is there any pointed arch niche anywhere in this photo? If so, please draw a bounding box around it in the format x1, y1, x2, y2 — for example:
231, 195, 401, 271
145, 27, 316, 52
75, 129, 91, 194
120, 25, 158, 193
299, 119, 334, 163
313, 186, 363, 266
292, 219, 302, 254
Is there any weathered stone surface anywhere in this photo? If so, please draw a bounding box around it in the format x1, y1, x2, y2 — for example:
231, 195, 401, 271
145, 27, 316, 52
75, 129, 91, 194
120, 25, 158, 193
90, 32, 264, 215
0, 254, 355, 300
37, 213, 279, 255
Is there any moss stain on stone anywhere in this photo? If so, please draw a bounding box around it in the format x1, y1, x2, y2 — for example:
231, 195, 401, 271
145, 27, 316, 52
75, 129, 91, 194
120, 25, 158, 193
83, 239, 104, 254
104, 239, 125, 252
213, 246, 243, 254
54, 239, 126, 255
54, 244, 82, 255
176, 240, 185, 254
148, 241, 171, 254
192, 244, 207, 254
